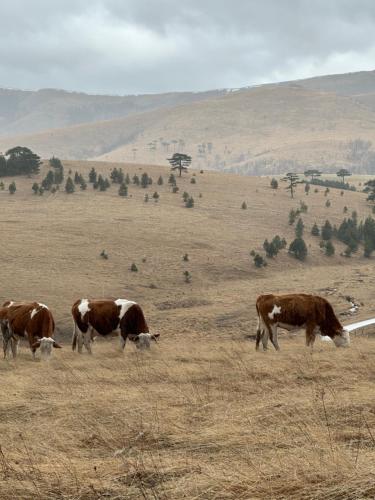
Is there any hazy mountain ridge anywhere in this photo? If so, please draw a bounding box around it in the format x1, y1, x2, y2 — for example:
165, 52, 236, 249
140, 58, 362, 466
2, 70, 375, 174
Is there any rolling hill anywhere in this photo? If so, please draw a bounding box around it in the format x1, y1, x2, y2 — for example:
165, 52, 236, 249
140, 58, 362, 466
2, 70, 375, 174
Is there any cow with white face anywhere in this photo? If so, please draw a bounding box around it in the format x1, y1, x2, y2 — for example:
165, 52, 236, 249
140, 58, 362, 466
71, 298, 159, 354
1, 301, 61, 359
255, 293, 350, 351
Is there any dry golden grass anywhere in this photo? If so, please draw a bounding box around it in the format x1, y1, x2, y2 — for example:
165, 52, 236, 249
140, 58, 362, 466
0, 161, 375, 498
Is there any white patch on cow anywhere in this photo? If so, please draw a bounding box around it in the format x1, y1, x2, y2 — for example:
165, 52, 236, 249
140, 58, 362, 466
114, 299, 136, 320
332, 330, 350, 348
135, 333, 152, 350
38, 303, 48, 309
30, 308, 38, 319
6, 301, 14, 307
268, 305, 281, 319
78, 299, 90, 319
39, 337, 55, 359
31, 303, 48, 319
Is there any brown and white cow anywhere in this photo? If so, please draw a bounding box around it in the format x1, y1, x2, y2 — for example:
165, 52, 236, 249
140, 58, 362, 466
255, 293, 350, 351
1, 301, 61, 359
71, 298, 159, 353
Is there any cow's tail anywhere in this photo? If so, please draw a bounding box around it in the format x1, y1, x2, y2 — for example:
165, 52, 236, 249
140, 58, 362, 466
72, 320, 77, 351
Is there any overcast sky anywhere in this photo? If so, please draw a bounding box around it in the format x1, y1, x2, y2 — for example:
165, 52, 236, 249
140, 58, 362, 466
1, 0, 375, 95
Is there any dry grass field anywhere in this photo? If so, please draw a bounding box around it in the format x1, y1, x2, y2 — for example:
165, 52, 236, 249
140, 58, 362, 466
0, 161, 375, 498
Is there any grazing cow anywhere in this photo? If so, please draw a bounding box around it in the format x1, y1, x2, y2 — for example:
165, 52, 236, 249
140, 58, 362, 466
255, 293, 350, 351
1, 301, 61, 359
71, 298, 159, 353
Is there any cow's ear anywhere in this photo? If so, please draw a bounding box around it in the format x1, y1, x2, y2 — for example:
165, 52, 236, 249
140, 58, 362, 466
53, 341, 62, 348
151, 333, 160, 341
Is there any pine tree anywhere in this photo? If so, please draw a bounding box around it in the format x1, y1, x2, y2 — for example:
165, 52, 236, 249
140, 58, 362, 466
167, 153, 192, 176
281, 172, 300, 198
8, 181, 16, 194
141, 173, 149, 188
304, 169, 322, 182
321, 220, 333, 240
133, 174, 140, 186
254, 254, 267, 268
185, 196, 194, 208
190, 177, 196, 184
5, 147, 41, 175
241, 201, 247, 209
157, 175, 163, 186
152, 191, 159, 201
41, 170, 55, 190
304, 183, 310, 195
118, 183, 128, 197
125, 173, 131, 184
311, 223, 320, 236
80, 179, 87, 190
32, 182, 39, 195
168, 173, 176, 186
65, 177, 75, 193
337, 168, 351, 183
288, 238, 307, 261
295, 218, 304, 237
325, 241, 335, 256
270, 178, 278, 189
89, 168, 97, 183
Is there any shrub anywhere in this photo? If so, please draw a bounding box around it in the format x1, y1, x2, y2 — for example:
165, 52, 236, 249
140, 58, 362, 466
183, 253, 189, 262
304, 183, 310, 195
183, 270, 192, 283
343, 206, 348, 213
325, 199, 331, 208
172, 186, 179, 193
80, 179, 87, 190
299, 201, 308, 213
157, 176, 163, 186
118, 183, 128, 197
241, 201, 247, 209
100, 250, 108, 260
254, 254, 267, 268
182, 191, 189, 202
32, 182, 39, 195
133, 174, 140, 186
185, 196, 194, 208
144, 194, 149, 202
130, 263, 138, 272
8, 182, 16, 194
295, 218, 304, 238
324, 241, 335, 256
152, 191, 159, 201
190, 177, 196, 184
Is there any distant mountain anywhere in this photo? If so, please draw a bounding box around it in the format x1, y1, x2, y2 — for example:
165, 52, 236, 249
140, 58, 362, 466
0, 87, 226, 136
2, 70, 375, 175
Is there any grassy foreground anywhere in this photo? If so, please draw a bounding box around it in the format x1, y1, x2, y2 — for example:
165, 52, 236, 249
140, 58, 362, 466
0, 335, 375, 499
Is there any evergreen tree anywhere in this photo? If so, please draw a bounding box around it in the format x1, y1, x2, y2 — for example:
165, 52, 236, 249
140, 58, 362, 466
325, 199, 331, 208
141, 172, 149, 188
281, 172, 300, 198
125, 173, 131, 184
288, 238, 307, 261
182, 191, 189, 202
0, 181, 4, 190
337, 168, 351, 183
295, 218, 304, 237
185, 196, 194, 208
304, 169, 322, 181
153, 191, 160, 201
270, 178, 278, 189
241, 201, 247, 209
289, 209, 297, 225
263, 239, 278, 258
8, 181, 16, 194
49, 157, 64, 184
80, 179, 87, 190
311, 223, 320, 236
304, 183, 310, 195
254, 254, 267, 268
32, 182, 39, 194
0, 154, 7, 176
89, 168, 97, 183
168, 173, 176, 185
364, 179, 375, 203
118, 183, 128, 197
74, 171, 81, 184
321, 220, 333, 240
133, 174, 140, 186
65, 177, 75, 193
42, 170, 55, 190
190, 177, 196, 184
157, 175, 163, 185
5, 147, 41, 176
144, 193, 149, 202
325, 241, 335, 256
167, 153, 192, 176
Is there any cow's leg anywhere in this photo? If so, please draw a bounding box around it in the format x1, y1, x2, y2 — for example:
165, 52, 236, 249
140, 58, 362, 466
255, 316, 262, 351
120, 332, 128, 351
305, 323, 316, 349
11, 338, 19, 358
269, 324, 280, 351
83, 328, 93, 354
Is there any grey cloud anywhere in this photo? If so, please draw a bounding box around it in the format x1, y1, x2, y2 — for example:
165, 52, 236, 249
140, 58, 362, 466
0, 0, 374, 94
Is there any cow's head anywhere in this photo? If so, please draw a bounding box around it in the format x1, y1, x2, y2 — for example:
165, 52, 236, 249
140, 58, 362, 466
331, 329, 350, 348
130, 333, 160, 350
32, 337, 62, 358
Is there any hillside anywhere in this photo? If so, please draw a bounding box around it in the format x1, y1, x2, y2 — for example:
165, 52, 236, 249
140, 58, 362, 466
0, 163, 375, 497
0, 87, 225, 136
2, 70, 375, 174
2, 83, 375, 176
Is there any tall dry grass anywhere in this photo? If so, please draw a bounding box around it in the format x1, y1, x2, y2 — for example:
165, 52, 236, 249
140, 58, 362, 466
1, 335, 375, 499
